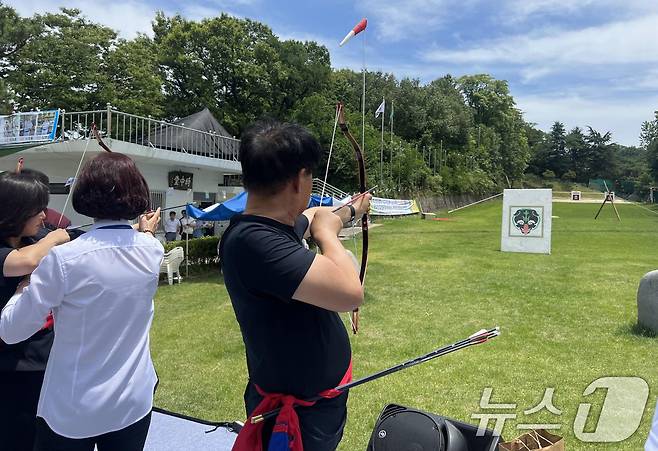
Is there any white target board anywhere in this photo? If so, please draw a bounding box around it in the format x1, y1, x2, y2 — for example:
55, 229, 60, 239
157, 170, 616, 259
501, 189, 552, 254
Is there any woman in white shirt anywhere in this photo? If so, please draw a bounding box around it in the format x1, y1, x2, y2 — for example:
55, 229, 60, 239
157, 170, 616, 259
0, 152, 163, 451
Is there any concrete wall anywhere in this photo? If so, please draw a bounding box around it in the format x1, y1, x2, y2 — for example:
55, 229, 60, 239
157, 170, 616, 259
0, 140, 243, 227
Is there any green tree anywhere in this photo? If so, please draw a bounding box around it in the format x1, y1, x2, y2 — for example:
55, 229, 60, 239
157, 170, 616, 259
457, 74, 529, 185
7, 8, 116, 111
154, 13, 285, 135
101, 36, 164, 117
584, 126, 615, 179
544, 121, 569, 177
640, 111, 658, 148
565, 127, 588, 181
274, 39, 331, 119
0, 3, 42, 112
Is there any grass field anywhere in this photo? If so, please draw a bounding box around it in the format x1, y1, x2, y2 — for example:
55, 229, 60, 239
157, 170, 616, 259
151, 200, 658, 450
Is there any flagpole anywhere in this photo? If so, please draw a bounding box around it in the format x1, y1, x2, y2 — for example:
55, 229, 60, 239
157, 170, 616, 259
362, 28, 366, 158
390, 100, 394, 178
380, 96, 384, 184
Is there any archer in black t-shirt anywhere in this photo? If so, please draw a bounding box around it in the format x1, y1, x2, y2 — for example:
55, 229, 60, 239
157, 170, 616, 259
220, 120, 371, 451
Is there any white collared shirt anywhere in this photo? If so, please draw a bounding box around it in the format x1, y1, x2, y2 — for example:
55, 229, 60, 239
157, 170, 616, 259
164, 217, 178, 233
0, 220, 164, 438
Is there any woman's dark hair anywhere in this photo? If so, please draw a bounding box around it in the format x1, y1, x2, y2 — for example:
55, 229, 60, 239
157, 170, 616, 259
0, 172, 49, 241
20, 168, 50, 188
72, 153, 150, 220
239, 120, 322, 194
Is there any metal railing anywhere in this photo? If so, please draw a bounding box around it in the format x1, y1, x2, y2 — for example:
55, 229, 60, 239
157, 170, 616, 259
312, 178, 348, 200
60, 105, 240, 161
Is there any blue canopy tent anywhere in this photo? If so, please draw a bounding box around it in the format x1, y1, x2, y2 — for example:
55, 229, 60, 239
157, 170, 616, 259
186, 191, 337, 221
308, 194, 333, 207
186, 191, 248, 221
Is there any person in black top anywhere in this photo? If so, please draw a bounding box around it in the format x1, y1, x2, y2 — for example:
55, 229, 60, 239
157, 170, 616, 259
0, 171, 70, 451
219, 120, 371, 450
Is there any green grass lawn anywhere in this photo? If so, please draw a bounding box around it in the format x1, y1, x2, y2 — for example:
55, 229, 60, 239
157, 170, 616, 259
151, 200, 658, 450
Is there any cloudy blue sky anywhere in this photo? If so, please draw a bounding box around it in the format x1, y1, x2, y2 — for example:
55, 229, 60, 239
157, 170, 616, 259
9, 0, 658, 145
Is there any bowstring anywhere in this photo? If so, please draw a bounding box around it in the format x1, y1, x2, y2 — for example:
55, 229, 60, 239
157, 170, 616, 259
57, 130, 91, 228
320, 104, 341, 202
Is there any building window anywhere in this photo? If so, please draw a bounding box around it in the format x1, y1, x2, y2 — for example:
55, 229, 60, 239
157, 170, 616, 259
220, 174, 242, 186
150, 190, 165, 211
193, 191, 216, 207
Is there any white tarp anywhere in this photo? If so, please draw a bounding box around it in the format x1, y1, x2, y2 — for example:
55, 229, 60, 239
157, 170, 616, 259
501, 189, 552, 254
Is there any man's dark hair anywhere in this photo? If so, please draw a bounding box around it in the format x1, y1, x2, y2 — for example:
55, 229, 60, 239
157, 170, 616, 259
169, 211, 176, 216
0, 172, 49, 241
239, 120, 322, 194
20, 168, 50, 189
72, 153, 150, 220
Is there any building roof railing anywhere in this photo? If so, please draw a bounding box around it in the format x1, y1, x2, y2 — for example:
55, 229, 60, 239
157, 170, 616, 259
61, 105, 240, 161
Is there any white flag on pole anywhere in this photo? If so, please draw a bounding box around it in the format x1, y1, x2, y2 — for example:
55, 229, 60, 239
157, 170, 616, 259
375, 99, 385, 118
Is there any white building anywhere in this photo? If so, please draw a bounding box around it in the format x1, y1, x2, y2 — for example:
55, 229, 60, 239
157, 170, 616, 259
0, 107, 243, 228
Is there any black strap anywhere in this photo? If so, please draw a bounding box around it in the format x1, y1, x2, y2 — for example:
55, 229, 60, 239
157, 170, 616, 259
347, 204, 356, 223
151, 406, 242, 434
97, 224, 133, 230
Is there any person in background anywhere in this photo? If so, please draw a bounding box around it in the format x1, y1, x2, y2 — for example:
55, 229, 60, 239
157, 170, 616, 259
20, 169, 71, 229
179, 209, 195, 240
1, 152, 163, 451
0, 171, 70, 451
164, 211, 178, 242
193, 218, 205, 239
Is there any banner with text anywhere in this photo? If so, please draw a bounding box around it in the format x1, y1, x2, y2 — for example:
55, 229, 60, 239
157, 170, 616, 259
0, 110, 60, 146
367, 196, 420, 216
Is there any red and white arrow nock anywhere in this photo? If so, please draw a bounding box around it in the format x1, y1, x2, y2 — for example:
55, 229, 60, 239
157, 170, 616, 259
339, 18, 368, 46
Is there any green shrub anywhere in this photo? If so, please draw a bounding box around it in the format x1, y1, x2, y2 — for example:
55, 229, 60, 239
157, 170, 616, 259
164, 236, 220, 269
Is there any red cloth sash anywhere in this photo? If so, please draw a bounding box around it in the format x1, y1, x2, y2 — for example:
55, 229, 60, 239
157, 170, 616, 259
232, 359, 352, 451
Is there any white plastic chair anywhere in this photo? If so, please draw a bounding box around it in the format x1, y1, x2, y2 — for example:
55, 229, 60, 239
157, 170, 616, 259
160, 246, 184, 285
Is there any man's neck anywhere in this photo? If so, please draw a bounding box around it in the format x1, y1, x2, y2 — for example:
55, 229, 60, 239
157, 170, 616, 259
245, 192, 299, 226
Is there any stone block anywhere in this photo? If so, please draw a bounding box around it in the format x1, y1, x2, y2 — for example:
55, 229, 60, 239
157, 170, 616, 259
637, 270, 658, 333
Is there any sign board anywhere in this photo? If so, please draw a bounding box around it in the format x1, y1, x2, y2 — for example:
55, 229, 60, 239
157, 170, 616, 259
605, 191, 615, 202
0, 110, 59, 145
168, 171, 193, 191
501, 189, 552, 254
571, 191, 581, 201
365, 197, 420, 216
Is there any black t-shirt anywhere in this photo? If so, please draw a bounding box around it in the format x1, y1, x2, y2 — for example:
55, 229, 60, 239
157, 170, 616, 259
220, 214, 351, 399
0, 231, 54, 372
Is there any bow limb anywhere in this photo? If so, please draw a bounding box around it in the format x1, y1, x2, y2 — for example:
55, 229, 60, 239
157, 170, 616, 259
91, 123, 112, 152
336, 102, 368, 334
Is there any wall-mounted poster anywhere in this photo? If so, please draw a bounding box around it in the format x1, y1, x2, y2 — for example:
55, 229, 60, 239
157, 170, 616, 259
501, 189, 552, 254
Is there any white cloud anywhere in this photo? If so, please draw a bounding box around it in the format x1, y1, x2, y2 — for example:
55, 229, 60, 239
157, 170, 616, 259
516, 93, 658, 146
8, 0, 156, 38
424, 15, 658, 67
502, 0, 658, 22
7, 0, 249, 38
358, 0, 477, 42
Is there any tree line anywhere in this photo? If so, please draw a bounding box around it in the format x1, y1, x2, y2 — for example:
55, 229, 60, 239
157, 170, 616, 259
1, 5, 655, 198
